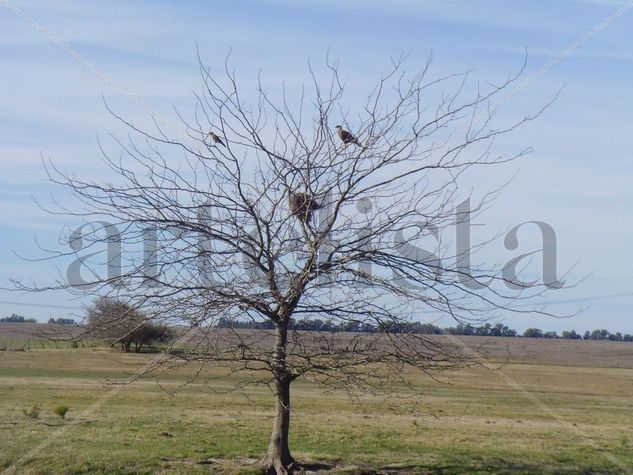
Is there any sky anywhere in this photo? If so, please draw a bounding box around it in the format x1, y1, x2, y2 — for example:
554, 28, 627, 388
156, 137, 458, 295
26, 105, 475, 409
0, 0, 631, 333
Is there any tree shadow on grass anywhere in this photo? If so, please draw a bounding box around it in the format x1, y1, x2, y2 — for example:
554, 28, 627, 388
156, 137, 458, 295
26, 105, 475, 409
375, 460, 624, 475
182, 457, 625, 474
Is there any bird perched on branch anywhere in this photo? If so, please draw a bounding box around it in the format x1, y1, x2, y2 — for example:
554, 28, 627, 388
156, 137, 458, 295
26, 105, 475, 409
208, 131, 225, 147
335, 125, 362, 147
288, 192, 321, 224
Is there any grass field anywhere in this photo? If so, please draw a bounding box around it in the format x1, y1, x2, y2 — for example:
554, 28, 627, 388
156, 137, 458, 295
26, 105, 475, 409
1, 337, 633, 474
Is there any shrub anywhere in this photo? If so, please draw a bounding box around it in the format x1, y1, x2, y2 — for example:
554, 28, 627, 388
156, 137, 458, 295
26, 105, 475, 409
48, 317, 77, 325
22, 406, 40, 419
86, 298, 176, 352
618, 433, 630, 449
53, 405, 69, 419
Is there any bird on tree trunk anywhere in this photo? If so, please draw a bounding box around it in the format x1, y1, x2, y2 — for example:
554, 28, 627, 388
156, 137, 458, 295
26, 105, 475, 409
335, 125, 362, 147
208, 131, 225, 147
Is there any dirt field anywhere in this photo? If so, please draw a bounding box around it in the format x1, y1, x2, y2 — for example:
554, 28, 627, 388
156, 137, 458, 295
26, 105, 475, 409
2, 322, 633, 368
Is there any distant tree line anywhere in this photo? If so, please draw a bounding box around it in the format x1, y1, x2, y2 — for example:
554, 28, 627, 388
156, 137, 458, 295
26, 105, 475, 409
0, 314, 76, 325
0, 314, 36, 323
4, 312, 633, 343
0, 313, 77, 325
215, 317, 633, 341
521, 327, 633, 341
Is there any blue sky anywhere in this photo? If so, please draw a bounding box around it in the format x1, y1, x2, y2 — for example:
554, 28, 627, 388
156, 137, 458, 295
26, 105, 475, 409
0, 0, 632, 332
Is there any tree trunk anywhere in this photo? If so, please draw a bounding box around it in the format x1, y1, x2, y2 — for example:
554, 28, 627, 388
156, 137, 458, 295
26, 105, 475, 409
261, 322, 296, 474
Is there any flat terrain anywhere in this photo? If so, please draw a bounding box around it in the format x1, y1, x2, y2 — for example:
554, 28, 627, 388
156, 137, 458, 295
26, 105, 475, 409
4, 323, 633, 369
0, 329, 632, 473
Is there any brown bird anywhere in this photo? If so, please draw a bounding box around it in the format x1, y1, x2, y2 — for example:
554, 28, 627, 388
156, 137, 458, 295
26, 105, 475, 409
288, 192, 321, 223
208, 131, 225, 147
335, 125, 361, 147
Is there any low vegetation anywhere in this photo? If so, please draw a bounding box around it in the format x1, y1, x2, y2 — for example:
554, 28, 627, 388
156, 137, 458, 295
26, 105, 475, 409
21, 405, 40, 419
53, 404, 69, 419
1, 345, 632, 474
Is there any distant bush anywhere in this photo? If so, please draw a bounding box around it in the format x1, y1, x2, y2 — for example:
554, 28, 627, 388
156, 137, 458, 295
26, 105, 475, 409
53, 405, 69, 419
561, 330, 582, 340
584, 329, 622, 341
22, 406, 40, 419
48, 318, 77, 325
523, 328, 544, 338
444, 324, 475, 336
86, 298, 176, 352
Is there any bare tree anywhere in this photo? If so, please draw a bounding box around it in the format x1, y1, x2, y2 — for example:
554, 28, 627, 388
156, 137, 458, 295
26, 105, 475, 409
20, 53, 560, 473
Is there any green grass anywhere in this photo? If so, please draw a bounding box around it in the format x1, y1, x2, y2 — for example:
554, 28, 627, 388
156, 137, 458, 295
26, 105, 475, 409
0, 338, 101, 350
1, 349, 632, 473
